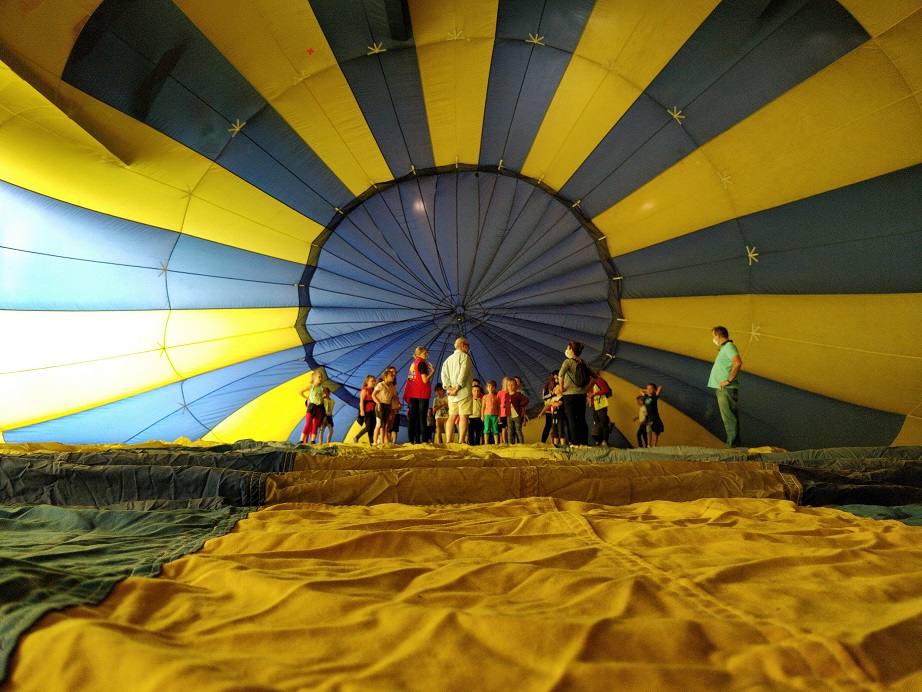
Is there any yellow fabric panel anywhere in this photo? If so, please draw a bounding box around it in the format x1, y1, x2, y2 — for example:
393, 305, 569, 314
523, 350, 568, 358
412, 0, 498, 167
0, 63, 189, 232
839, 0, 922, 37
9, 496, 922, 689
0, 308, 301, 430
605, 373, 725, 449
875, 6, 922, 93
164, 308, 302, 377
203, 372, 314, 444
522, 0, 719, 188
595, 39, 922, 254
0, 63, 315, 258
57, 80, 320, 259
1, 352, 179, 431
0, 0, 96, 79
893, 413, 922, 446
265, 458, 790, 505
176, 0, 393, 191
620, 294, 922, 415
0, 310, 172, 429
183, 167, 319, 263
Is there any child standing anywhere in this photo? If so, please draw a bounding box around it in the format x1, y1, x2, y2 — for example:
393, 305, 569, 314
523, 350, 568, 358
353, 375, 378, 444
373, 367, 398, 446
322, 387, 335, 443
641, 383, 664, 447
481, 380, 500, 445
499, 378, 529, 444
633, 395, 649, 448
467, 383, 484, 445
299, 371, 325, 444
588, 373, 611, 446
432, 383, 449, 444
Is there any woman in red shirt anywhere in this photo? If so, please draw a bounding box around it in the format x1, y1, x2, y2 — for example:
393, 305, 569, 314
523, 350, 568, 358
403, 346, 433, 444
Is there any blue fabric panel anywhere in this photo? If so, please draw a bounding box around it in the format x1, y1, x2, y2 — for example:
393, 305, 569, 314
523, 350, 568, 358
616, 164, 922, 298
5, 350, 307, 445
610, 341, 905, 450
678, 1, 868, 145
433, 174, 461, 298
0, 248, 169, 311
481, 0, 595, 169
616, 221, 749, 299
214, 109, 345, 221
0, 180, 177, 265
563, 0, 868, 213
128, 353, 309, 443
63, 0, 349, 223
167, 235, 304, 283
0, 504, 248, 680
310, 0, 433, 176
0, 180, 175, 309
743, 164, 922, 294
167, 273, 300, 309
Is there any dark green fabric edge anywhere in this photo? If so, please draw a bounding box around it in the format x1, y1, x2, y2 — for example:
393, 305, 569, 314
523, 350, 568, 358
0, 504, 253, 681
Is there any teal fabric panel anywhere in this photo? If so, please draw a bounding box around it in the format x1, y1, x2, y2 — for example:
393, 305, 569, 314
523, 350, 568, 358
831, 504, 922, 526
0, 504, 250, 679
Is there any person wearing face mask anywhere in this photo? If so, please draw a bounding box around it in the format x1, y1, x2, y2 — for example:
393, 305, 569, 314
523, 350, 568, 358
557, 340, 589, 446
708, 326, 743, 448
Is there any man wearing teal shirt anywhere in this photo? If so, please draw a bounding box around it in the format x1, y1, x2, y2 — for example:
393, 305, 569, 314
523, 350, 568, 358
708, 326, 743, 448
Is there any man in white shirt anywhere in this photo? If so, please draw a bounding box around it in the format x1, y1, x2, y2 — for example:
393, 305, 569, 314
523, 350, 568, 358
440, 337, 473, 444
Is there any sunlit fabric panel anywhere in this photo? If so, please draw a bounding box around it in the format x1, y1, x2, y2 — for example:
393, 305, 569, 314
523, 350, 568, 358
561, 0, 869, 217
62, 0, 352, 224
309, 0, 435, 176
611, 341, 906, 450
616, 163, 922, 298
478, 0, 595, 171
3, 349, 309, 445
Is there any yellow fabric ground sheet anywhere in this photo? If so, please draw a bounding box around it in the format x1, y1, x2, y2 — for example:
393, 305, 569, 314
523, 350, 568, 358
6, 496, 922, 691
275, 447, 796, 506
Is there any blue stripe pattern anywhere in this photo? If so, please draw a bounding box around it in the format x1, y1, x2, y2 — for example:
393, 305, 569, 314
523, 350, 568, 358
62, 0, 352, 223
5, 349, 309, 444
309, 0, 434, 176
480, 0, 596, 170
617, 163, 922, 298
562, 0, 869, 215
0, 180, 303, 310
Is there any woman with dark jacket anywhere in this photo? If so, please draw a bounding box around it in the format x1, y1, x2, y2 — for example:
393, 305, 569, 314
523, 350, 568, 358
557, 340, 589, 446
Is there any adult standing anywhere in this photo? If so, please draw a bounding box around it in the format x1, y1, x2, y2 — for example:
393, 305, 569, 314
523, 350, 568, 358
708, 326, 743, 448
404, 346, 433, 444
557, 340, 589, 446
440, 337, 473, 444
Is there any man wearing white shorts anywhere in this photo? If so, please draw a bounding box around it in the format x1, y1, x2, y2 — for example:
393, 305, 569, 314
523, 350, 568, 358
440, 337, 473, 444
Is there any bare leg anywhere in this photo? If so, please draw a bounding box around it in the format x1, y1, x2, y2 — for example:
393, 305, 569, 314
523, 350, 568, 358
457, 415, 469, 445
444, 415, 454, 444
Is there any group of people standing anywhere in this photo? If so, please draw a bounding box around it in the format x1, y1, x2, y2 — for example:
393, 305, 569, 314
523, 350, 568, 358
343, 337, 610, 448
301, 326, 744, 450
